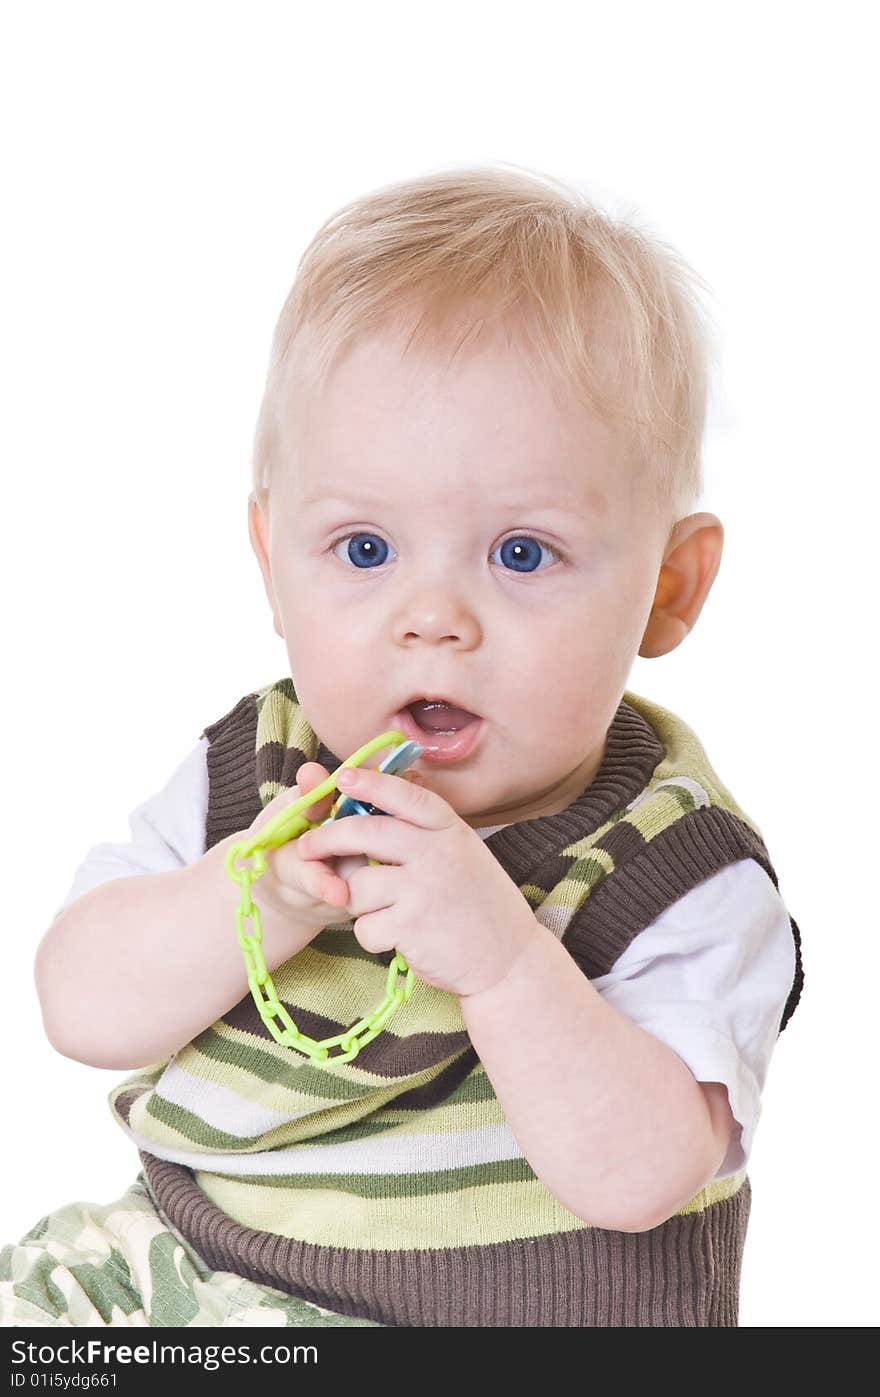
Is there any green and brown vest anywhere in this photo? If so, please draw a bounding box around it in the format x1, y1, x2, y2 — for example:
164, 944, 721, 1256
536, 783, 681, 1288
109, 677, 803, 1327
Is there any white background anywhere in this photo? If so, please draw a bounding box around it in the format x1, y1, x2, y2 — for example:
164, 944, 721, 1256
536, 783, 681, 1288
1, 0, 876, 1328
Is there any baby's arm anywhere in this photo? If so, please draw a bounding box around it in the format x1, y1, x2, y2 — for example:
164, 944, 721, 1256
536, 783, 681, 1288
461, 930, 723, 1233
35, 831, 298, 1069
34, 760, 345, 1071
460, 859, 794, 1233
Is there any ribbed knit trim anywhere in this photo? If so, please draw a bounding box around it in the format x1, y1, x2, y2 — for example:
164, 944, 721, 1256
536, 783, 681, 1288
203, 696, 263, 852
140, 1153, 749, 1327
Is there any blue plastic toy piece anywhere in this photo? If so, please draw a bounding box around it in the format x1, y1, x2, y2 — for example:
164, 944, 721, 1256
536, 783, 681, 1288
323, 739, 424, 824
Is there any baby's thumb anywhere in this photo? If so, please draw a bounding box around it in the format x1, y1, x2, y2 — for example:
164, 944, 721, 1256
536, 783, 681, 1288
295, 762, 338, 826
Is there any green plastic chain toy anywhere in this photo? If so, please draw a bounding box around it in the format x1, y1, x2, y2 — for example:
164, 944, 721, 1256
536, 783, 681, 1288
224, 731, 424, 1066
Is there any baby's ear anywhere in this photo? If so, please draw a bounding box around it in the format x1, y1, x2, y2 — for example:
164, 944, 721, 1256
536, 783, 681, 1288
639, 513, 724, 659
247, 493, 284, 639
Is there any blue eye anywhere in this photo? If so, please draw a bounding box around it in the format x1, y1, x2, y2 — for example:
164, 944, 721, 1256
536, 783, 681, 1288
332, 533, 392, 568
330, 531, 559, 572
491, 536, 558, 573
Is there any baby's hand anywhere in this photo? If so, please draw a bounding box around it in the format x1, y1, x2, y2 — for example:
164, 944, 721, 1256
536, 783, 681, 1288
296, 764, 537, 996
245, 762, 353, 932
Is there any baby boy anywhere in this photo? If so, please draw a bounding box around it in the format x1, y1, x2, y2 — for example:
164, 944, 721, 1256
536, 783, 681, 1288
6, 165, 802, 1329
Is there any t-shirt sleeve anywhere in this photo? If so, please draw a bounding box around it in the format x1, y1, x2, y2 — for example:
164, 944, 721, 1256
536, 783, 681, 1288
53, 736, 210, 919
589, 857, 796, 1180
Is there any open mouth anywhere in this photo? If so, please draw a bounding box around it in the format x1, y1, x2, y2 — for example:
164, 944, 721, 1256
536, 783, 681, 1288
404, 698, 481, 734
393, 698, 484, 764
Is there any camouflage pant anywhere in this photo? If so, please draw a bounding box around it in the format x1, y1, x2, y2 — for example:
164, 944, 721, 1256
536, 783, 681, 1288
0, 1173, 382, 1328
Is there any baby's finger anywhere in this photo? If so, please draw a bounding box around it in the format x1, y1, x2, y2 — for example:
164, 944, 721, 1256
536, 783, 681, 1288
301, 855, 351, 909
298, 815, 409, 865
296, 762, 339, 824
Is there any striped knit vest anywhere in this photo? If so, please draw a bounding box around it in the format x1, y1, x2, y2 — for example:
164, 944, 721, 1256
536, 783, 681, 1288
110, 677, 803, 1327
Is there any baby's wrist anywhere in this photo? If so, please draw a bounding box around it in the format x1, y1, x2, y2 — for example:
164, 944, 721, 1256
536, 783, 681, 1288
261, 870, 328, 939
201, 833, 321, 970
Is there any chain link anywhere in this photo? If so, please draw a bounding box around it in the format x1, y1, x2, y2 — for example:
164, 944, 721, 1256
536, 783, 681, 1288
224, 747, 417, 1066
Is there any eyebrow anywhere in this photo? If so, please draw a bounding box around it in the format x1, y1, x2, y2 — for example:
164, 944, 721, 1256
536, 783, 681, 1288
299, 490, 391, 508
297, 489, 603, 517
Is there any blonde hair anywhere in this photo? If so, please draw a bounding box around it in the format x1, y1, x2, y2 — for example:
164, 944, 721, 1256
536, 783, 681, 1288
252, 163, 711, 522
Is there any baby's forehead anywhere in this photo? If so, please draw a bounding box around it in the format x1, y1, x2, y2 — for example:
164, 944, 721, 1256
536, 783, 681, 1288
289, 344, 630, 490
266, 313, 661, 538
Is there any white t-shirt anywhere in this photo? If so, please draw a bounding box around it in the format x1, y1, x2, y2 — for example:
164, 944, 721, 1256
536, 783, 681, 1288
56, 737, 797, 1183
